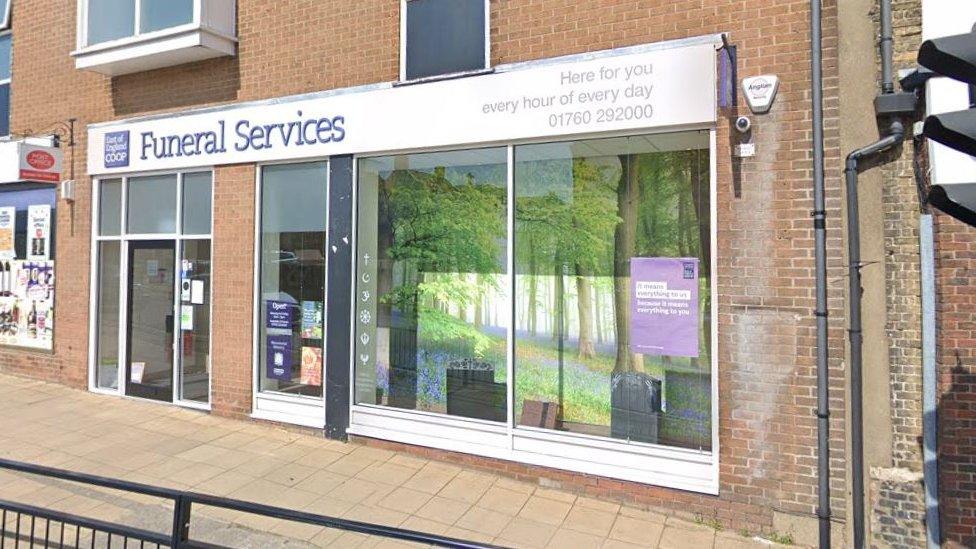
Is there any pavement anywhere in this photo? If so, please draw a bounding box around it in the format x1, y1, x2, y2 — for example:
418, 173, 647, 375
0, 373, 796, 548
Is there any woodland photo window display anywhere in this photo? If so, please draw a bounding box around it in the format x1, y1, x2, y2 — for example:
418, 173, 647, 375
0, 185, 56, 351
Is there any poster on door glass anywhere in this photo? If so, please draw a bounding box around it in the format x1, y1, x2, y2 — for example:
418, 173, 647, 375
0, 207, 15, 260
0, 260, 55, 351
27, 205, 51, 261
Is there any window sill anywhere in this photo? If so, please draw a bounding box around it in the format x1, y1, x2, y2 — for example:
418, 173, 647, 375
72, 25, 237, 76
394, 67, 495, 87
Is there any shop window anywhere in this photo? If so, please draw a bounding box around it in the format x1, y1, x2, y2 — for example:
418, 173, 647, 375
354, 132, 713, 453
513, 133, 712, 451
91, 173, 213, 406
0, 184, 57, 352
355, 147, 509, 421
95, 241, 120, 389
98, 178, 122, 236
257, 162, 328, 399
126, 174, 177, 234
74, 0, 236, 76
181, 171, 212, 235
402, 0, 488, 81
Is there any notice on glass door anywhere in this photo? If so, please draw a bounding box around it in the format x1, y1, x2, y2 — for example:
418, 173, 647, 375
266, 300, 293, 330
629, 257, 699, 358
27, 205, 51, 261
266, 335, 292, 380
0, 207, 15, 260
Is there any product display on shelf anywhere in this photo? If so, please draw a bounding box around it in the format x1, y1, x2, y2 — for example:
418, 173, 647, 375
0, 259, 55, 350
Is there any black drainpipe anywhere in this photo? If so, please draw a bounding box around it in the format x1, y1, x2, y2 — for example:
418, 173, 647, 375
810, 1, 831, 547
845, 117, 903, 549
845, 0, 914, 546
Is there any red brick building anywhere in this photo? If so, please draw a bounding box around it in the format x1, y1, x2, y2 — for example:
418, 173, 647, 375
0, 1, 970, 547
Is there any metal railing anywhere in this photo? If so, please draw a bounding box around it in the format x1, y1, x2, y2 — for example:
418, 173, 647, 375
0, 458, 503, 548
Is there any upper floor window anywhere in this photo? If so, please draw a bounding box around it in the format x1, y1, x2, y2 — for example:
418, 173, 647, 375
0, 33, 10, 137
401, 0, 488, 81
0, 0, 10, 31
73, 0, 236, 76
86, 0, 193, 46
0, 0, 12, 138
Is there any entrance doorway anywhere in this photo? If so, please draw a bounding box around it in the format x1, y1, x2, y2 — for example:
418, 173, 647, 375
91, 172, 213, 408
125, 240, 175, 402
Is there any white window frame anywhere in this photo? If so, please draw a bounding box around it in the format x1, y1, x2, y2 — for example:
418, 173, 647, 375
251, 159, 331, 429
346, 127, 720, 495
399, 0, 491, 82
75, 0, 199, 50
0, 0, 11, 32
72, 0, 236, 76
88, 169, 215, 411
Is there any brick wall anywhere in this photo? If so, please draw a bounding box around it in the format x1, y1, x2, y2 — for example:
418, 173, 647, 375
4, 0, 850, 542
210, 164, 255, 418
935, 213, 976, 546
867, 1, 929, 547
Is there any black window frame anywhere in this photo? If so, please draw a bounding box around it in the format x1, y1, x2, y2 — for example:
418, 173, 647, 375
400, 0, 490, 82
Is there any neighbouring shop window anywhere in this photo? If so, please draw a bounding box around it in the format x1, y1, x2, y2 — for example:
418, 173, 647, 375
86, 0, 193, 46
0, 185, 57, 352
514, 133, 712, 450
355, 148, 508, 421
258, 162, 327, 398
403, 0, 488, 80
0, 32, 11, 137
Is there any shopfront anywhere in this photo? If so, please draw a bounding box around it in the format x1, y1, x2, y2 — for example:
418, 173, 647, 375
87, 34, 722, 493
0, 139, 61, 354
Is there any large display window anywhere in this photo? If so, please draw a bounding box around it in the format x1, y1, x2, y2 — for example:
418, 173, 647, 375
0, 184, 57, 351
89, 172, 213, 407
253, 161, 328, 426
355, 148, 508, 420
353, 130, 717, 491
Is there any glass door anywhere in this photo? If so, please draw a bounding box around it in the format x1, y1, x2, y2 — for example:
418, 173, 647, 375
125, 240, 176, 402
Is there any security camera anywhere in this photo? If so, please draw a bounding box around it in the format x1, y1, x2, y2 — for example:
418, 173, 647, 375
735, 116, 752, 134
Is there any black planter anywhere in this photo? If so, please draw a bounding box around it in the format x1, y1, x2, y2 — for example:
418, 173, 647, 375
446, 359, 506, 422
387, 325, 417, 409
610, 371, 662, 444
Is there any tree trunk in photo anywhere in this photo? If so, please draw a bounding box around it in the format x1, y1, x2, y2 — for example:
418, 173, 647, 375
613, 154, 643, 374
594, 284, 604, 344
576, 263, 595, 359
473, 274, 483, 329
528, 238, 538, 337
689, 150, 711, 366
552, 262, 563, 343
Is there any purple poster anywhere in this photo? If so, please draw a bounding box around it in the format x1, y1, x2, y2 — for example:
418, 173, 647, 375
630, 257, 700, 358
266, 335, 292, 380
266, 300, 293, 330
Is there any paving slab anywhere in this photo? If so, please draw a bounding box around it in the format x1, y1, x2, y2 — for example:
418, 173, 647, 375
0, 373, 809, 548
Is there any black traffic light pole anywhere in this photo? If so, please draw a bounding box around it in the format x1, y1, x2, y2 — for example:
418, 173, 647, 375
809, 1, 831, 546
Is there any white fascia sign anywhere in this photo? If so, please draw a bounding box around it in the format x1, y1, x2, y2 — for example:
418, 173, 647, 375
87, 38, 721, 175
742, 75, 779, 114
